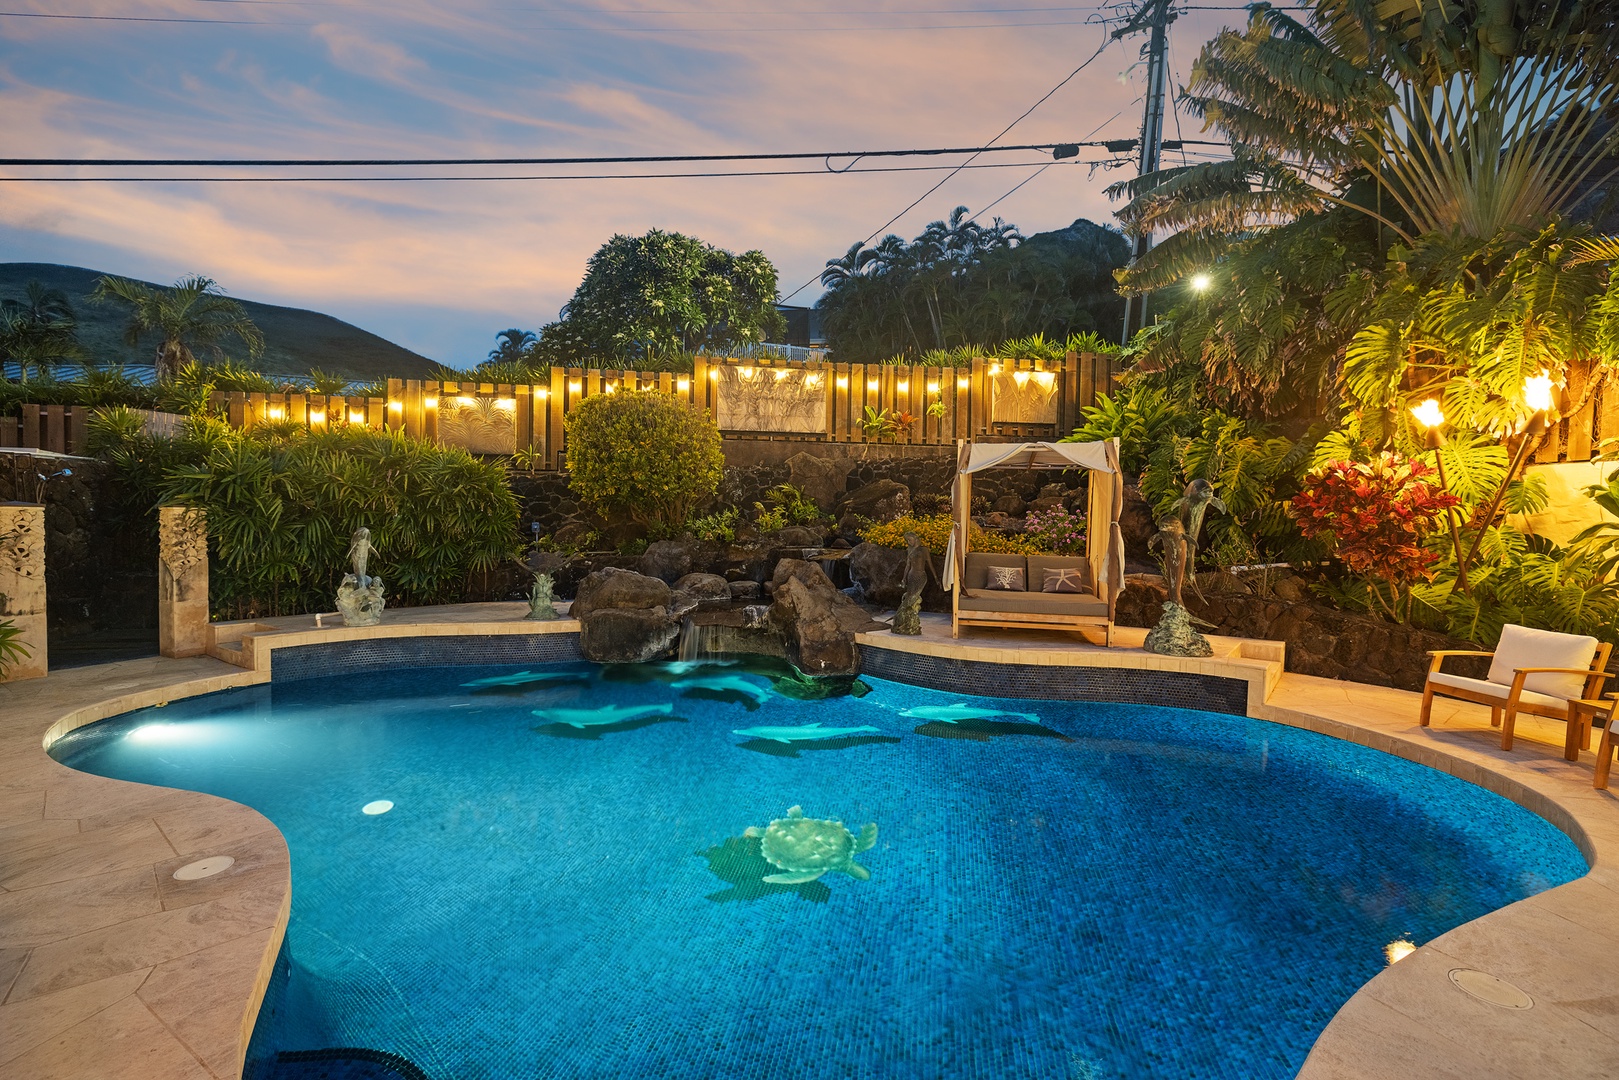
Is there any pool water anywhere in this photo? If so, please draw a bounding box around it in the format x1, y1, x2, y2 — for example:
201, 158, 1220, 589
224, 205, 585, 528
50, 659, 1586, 1080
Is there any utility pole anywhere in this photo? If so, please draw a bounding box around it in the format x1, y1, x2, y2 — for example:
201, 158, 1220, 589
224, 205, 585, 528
1116, 0, 1175, 345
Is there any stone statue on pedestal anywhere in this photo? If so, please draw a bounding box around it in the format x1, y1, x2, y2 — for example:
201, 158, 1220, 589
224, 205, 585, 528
1145, 514, 1212, 657
336, 526, 386, 627
527, 572, 559, 620
890, 531, 930, 636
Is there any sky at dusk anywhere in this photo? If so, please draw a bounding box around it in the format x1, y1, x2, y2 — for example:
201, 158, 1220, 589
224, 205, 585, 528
1, 1, 1257, 363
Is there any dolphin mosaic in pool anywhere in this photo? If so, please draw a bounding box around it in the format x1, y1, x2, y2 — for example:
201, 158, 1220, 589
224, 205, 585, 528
673, 675, 774, 710
899, 702, 1042, 724
744, 805, 879, 884
531, 702, 674, 728
731, 721, 882, 743
461, 670, 591, 690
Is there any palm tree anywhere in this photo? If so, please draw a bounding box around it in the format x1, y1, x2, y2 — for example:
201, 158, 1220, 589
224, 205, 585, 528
1109, 2, 1619, 291
820, 242, 879, 288
90, 274, 264, 381
0, 281, 83, 379
488, 328, 538, 364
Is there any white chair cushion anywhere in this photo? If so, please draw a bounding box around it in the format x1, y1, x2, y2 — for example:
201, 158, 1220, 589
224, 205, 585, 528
1487, 624, 1600, 699
1429, 671, 1567, 711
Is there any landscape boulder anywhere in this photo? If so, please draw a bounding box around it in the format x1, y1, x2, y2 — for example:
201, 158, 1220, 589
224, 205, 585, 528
846, 542, 947, 611
767, 559, 886, 675
993, 494, 1028, 516
638, 539, 722, 584
673, 572, 731, 608
837, 479, 911, 523
785, 451, 847, 511
774, 525, 826, 549
571, 567, 679, 662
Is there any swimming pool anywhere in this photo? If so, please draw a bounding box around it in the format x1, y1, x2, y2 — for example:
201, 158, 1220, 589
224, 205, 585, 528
49, 657, 1587, 1080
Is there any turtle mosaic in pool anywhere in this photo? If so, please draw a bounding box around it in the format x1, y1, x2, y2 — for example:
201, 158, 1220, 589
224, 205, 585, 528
49, 657, 1587, 1080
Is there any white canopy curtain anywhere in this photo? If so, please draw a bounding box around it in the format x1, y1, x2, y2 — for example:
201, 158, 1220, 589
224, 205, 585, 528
942, 440, 1126, 597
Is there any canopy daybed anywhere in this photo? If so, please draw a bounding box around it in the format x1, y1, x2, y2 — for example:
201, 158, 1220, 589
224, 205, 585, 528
942, 439, 1126, 644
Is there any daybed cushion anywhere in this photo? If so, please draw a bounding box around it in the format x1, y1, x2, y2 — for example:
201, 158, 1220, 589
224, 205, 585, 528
964, 553, 1027, 591
1486, 624, 1600, 699
1028, 555, 1091, 593
959, 589, 1110, 618
1427, 671, 1567, 711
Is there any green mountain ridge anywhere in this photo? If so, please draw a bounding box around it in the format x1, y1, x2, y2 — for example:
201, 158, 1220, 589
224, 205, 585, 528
1, 263, 439, 380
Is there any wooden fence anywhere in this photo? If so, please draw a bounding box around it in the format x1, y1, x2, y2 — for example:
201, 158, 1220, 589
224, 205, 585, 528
206, 351, 1121, 470
0, 404, 90, 455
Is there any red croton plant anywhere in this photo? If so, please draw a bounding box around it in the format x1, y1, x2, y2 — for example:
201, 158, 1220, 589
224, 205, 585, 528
1290, 453, 1461, 618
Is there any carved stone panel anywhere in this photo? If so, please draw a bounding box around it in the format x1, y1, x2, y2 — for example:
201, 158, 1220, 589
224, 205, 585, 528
714, 366, 828, 433
988, 369, 1060, 425
438, 394, 519, 455
158, 506, 210, 658
0, 503, 46, 680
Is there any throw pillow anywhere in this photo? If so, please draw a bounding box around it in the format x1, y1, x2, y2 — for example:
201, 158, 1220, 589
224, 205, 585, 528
985, 565, 1026, 591
1043, 567, 1086, 593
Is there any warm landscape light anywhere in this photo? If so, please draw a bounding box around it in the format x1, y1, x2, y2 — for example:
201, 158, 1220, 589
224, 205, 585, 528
309, 410, 326, 424
926, 381, 939, 393
267, 406, 285, 420
897, 380, 909, 392
774, 368, 790, 381
708, 368, 720, 380
1410, 399, 1444, 428
605, 382, 617, 394
739, 367, 756, 380
804, 373, 822, 389
676, 377, 690, 392
867, 379, 879, 391
1524, 369, 1554, 413
1384, 940, 1416, 965
989, 364, 1003, 375
1012, 370, 1030, 387
1034, 371, 1056, 390
349, 411, 366, 424
495, 398, 516, 410
1190, 273, 1212, 292
456, 395, 476, 407
424, 397, 437, 410
388, 400, 402, 413
534, 387, 549, 399
569, 381, 582, 394
957, 377, 970, 390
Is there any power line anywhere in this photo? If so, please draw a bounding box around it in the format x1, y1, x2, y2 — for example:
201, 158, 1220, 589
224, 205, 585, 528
0, 159, 1132, 183
780, 28, 1119, 302
0, 139, 1222, 169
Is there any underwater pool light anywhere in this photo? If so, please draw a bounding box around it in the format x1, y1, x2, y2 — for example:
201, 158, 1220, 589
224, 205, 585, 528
362, 800, 395, 815
129, 722, 185, 743
1384, 939, 1416, 965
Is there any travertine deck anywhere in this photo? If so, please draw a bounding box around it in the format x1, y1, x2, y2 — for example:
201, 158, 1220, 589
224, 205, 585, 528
2, 607, 1617, 1078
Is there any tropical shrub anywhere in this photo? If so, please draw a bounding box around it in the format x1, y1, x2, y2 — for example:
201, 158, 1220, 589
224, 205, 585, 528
564, 390, 723, 528
91, 413, 520, 618
687, 507, 739, 543
859, 514, 1045, 556
0, 617, 28, 676
1291, 454, 1460, 618
1024, 505, 1087, 555
761, 484, 828, 526
1065, 385, 1197, 475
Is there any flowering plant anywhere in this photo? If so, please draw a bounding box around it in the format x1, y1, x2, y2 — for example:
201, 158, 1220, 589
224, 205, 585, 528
1024, 505, 1088, 555
1290, 453, 1460, 617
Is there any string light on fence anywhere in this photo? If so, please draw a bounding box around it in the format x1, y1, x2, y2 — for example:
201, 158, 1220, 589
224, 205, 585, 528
424, 397, 438, 410
534, 387, 549, 399
957, 376, 970, 390
805, 373, 822, 389
707, 368, 720, 380
349, 410, 366, 425
836, 375, 849, 389
738, 367, 756, 380
676, 377, 690, 392
897, 380, 909, 392
496, 398, 516, 410
1013, 370, 1030, 387
309, 409, 326, 424
267, 406, 284, 420
773, 368, 790, 381
926, 381, 939, 393
867, 379, 879, 391
1034, 371, 1056, 390
388, 400, 403, 413
569, 380, 582, 394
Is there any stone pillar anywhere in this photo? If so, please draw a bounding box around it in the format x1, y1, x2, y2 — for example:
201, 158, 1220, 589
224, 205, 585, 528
0, 502, 47, 681
158, 506, 209, 658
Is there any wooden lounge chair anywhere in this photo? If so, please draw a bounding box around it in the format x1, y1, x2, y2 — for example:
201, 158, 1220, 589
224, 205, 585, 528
1419, 624, 1612, 753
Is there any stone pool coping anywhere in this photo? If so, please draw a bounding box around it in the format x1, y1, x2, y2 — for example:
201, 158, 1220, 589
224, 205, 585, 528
1, 604, 1616, 1078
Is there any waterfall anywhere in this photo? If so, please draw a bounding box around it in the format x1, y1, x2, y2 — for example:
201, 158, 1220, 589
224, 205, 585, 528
677, 617, 721, 662
676, 609, 786, 661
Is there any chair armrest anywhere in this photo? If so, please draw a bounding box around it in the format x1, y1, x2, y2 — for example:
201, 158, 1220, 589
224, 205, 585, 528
1511, 668, 1613, 678
1427, 650, 1494, 674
